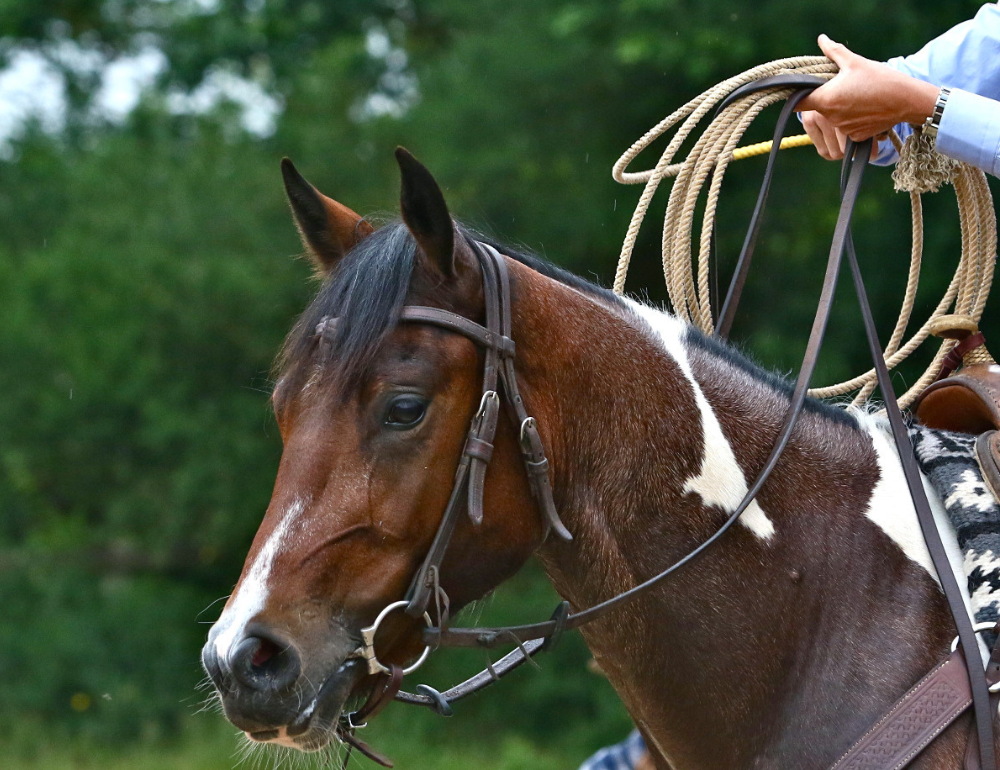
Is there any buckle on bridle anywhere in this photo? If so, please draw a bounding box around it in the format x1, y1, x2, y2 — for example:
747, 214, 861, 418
475, 390, 500, 424
349, 600, 434, 677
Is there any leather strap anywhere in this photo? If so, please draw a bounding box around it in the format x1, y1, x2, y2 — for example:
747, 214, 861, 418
350, 665, 404, 726
392, 115, 875, 716
965, 629, 1000, 770
716, 73, 831, 113
831, 649, 973, 770
339, 730, 395, 767
393, 638, 545, 711
401, 241, 571, 620
463, 436, 495, 465
939, 332, 988, 380
421, 121, 871, 653
399, 306, 516, 356
715, 76, 827, 337
335, 666, 404, 769
837, 621, 1000, 770
841, 143, 996, 770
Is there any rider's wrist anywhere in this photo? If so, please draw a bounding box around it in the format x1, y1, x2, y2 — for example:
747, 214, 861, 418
921, 86, 951, 142
906, 80, 943, 130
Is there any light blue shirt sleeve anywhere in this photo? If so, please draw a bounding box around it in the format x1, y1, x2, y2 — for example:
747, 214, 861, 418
874, 2, 1000, 177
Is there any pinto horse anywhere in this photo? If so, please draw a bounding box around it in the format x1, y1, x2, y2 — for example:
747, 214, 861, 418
203, 148, 989, 768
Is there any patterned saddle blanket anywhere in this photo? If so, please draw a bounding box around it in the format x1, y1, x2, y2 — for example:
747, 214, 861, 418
910, 424, 1000, 637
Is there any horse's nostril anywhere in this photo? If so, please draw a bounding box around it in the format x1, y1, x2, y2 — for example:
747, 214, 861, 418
251, 638, 277, 668
229, 629, 301, 693
202, 642, 225, 688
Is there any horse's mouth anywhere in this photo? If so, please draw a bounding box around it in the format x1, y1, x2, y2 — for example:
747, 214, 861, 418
245, 660, 366, 752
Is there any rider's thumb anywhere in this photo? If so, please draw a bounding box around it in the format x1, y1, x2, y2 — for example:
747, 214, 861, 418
817, 34, 854, 67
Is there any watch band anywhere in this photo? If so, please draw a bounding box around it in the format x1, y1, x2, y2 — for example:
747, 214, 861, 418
922, 86, 951, 141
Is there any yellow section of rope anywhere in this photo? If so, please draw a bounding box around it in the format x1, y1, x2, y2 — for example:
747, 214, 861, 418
732, 133, 814, 161
612, 56, 996, 409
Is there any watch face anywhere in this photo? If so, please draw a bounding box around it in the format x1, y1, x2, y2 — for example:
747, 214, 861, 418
923, 88, 949, 140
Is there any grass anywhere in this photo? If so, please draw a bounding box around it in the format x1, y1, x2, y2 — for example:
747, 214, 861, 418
5, 709, 616, 770
6, 565, 635, 769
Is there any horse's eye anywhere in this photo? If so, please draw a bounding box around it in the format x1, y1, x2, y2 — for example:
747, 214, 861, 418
384, 395, 427, 429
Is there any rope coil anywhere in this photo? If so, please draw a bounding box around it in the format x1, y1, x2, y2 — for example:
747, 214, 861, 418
613, 56, 996, 408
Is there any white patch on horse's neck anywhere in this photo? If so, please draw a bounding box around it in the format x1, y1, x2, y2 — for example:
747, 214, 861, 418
213, 498, 303, 660
854, 414, 937, 578
623, 299, 775, 541
853, 411, 987, 660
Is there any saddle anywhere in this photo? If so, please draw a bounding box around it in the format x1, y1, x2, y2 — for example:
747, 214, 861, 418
913, 316, 1000, 499
898, 316, 1000, 770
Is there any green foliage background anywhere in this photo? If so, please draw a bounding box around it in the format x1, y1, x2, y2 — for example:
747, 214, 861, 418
1, 0, 997, 767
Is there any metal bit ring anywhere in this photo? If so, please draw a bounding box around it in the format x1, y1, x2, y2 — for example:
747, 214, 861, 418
354, 600, 433, 677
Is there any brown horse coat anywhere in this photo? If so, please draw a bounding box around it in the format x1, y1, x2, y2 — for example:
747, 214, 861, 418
203, 152, 988, 768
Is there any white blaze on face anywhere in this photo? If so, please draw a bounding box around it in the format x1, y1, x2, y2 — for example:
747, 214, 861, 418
624, 299, 775, 541
213, 498, 304, 660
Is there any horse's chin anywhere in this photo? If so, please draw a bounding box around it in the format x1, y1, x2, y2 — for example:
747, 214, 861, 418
244, 660, 366, 752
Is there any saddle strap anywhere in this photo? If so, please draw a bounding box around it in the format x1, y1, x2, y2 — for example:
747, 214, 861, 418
831, 649, 972, 770
834, 619, 1000, 770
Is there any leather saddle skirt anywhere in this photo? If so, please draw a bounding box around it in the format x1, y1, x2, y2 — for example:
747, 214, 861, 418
915, 363, 1000, 435
914, 363, 1000, 501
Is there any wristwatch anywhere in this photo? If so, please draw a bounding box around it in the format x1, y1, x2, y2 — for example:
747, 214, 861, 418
922, 87, 951, 141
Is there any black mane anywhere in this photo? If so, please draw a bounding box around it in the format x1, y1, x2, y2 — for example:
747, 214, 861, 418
276, 221, 855, 429
474, 233, 623, 308
276, 222, 618, 397
683, 326, 857, 428
278, 222, 417, 396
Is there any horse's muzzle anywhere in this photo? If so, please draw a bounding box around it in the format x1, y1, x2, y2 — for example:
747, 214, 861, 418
203, 625, 302, 724
202, 625, 365, 750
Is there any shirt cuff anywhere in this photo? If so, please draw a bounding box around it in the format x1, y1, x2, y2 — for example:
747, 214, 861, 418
871, 124, 914, 166
936, 87, 1000, 177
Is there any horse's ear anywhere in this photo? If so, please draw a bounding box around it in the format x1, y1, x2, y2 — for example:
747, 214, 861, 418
281, 158, 374, 275
395, 147, 455, 278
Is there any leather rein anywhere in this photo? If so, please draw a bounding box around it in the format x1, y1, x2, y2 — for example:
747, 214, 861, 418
342, 77, 998, 769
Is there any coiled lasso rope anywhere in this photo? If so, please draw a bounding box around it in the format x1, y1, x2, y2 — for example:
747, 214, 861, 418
612, 55, 997, 408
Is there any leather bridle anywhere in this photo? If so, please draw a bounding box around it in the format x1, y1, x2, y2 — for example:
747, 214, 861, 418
341, 77, 997, 769
398, 239, 574, 621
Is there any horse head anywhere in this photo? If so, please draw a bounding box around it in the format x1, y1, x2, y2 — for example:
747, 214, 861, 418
201, 150, 549, 750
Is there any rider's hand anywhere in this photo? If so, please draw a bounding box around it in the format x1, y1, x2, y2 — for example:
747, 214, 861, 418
796, 34, 939, 160
799, 109, 881, 161
800, 109, 851, 161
